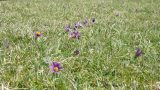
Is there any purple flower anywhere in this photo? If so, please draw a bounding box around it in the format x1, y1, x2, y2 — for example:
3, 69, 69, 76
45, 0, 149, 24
134, 49, 142, 58
64, 25, 71, 32
49, 62, 63, 74
75, 22, 83, 28
34, 31, 42, 38
73, 49, 80, 56
91, 18, 96, 23
69, 31, 80, 39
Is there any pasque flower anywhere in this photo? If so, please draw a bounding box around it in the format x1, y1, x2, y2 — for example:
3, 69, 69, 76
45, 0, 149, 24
64, 25, 71, 32
49, 62, 63, 74
69, 31, 80, 39
75, 22, 83, 28
134, 48, 142, 58
34, 31, 42, 38
82, 18, 88, 26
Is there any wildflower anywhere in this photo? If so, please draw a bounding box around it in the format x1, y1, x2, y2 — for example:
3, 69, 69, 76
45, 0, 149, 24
49, 62, 63, 74
75, 22, 83, 28
64, 25, 71, 32
134, 48, 142, 58
73, 49, 80, 56
34, 31, 42, 38
69, 31, 80, 39
82, 18, 88, 26
91, 18, 96, 23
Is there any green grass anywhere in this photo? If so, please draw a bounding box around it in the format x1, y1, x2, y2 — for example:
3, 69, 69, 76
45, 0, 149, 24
0, 0, 160, 89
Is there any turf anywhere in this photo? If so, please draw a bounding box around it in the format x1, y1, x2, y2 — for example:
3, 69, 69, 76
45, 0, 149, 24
0, 0, 160, 89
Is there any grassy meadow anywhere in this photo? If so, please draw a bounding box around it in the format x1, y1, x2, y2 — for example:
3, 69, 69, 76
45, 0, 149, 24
0, 0, 160, 89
